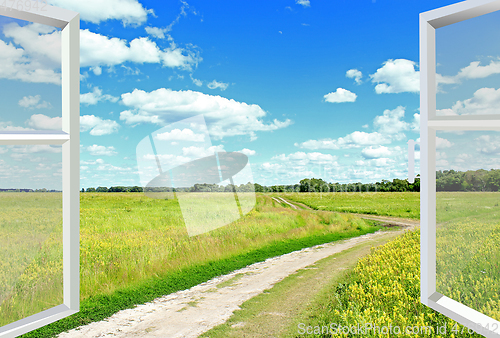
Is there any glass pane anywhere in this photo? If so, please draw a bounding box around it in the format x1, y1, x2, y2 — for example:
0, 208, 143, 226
0, 15, 62, 131
435, 9, 500, 116
0, 145, 62, 327
136, 115, 256, 237
435, 131, 500, 321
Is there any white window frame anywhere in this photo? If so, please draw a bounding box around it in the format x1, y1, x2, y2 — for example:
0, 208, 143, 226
0, 2, 80, 337
420, 1, 500, 336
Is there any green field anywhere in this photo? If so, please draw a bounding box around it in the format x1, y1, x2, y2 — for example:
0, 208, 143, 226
5, 190, 500, 337
0, 192, 382, 336
280, 191, 420, 219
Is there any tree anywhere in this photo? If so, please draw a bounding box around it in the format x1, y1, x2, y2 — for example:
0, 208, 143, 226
96, 186, 108, 192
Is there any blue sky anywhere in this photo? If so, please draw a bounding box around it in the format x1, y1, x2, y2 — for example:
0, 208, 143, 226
1, 0, 500, 190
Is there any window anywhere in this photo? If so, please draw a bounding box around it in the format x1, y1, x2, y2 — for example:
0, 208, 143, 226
420, 0, 500, 335
0, 2, 79, 337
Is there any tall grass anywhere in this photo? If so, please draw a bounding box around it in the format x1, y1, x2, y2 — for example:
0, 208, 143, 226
3, 192, 381, 337
0, 193, 63, 327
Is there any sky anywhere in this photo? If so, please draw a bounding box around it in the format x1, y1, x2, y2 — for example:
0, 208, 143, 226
1, 0, 500, 190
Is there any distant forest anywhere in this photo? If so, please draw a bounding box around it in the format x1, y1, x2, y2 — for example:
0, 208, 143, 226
79, 169, 500, 193
81, 178, 420, 193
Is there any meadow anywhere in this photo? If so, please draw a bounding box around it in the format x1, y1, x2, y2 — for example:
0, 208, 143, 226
280, 191, 420, 219
289, 191, 500, 337
5, 190, 500, 337
0, 192, 381, 336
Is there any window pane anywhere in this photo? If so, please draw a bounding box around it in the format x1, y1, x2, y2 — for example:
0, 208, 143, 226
435, 131, 500, 321
0, 145, 62, 327
0, 15, 62, 131
435, 9, 500, 116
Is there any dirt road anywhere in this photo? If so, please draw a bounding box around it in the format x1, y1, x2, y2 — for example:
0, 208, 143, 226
58, 204, 418, 338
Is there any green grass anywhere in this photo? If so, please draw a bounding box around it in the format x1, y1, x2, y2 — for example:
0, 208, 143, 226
0, 192, 382, 337
280, 192, 420, 219
436, 192, 500, 321
0, 193, 63, 327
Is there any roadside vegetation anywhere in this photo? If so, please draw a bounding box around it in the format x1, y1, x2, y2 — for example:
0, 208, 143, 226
5, 193, 380, 337
294, 230, 481, 337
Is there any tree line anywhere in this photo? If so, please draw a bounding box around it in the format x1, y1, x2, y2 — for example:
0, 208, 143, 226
436, 169, 500, 191
255, 177, 421, 193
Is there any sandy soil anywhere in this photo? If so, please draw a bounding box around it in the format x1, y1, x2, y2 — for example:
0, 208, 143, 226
58, 211, 418, 338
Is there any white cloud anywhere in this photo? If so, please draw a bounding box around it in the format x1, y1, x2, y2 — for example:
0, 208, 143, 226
86, 145, 117, 156
48, 0, 153, 26
411, 113, 420, 132
119, 88, 292, 140
295, 131, 391, 150
25, 114, 61, 130
145, 26, 170, 39
11, 145, 61, 153
19, 95, 51, 109
361, 146, 392, 159
436, 136, 453, 150
240, 148, 256, 156
190, 74, 203, 86
182, 145, 225, 158
273, 152, 337, 164
346, 69, 362, 84
370, 59, 420, 94
155, 128, 205, 142
373, 106, 409, 140
0, 26, 61, 85
207, 80, 229, 91
475, 135, 500, 155
80, 87, 119, 105
80, 115, 120, 136
438, 87, 500, 116
90, 66, 102, 76
324, 88, 357, 103
457, 60, 500, 79
296, 0, 310, 7
80, 30, 202, 71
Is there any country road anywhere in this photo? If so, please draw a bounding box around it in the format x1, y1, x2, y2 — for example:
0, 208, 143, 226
58, 200, 418, 338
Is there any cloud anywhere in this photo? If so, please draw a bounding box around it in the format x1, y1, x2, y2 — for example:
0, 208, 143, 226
324, 88, 357, 103
25, 114, 61, 130
476, 135, 500, 154
48, 0, 153, 26
370, 59, 420, 94
86, 145, 117, 156
80, 87, 119, 105
155, 128, 205, 142
190, 74, 203, 86
273, 151, 337, 164
80, 30, 202, 71
11, 145, 61, 153
19, 95, 51, 109
373, 106, 409, 140
437, 87, 500, 116
295, 131, 391, 150
361, 146, 392, 159
80, 115, 120, 136
240, 148, 256, 156
411, 113, 420, 132
346, 69, 362, 84
207, 80, 229, 91
182, 145, 225, 158
145, 27, 170, 39
296, 0, 310, 7
457, 60, 500, 79
0, 25, 61, 85
119, 88, 292, 140
436, 136, 453, 150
